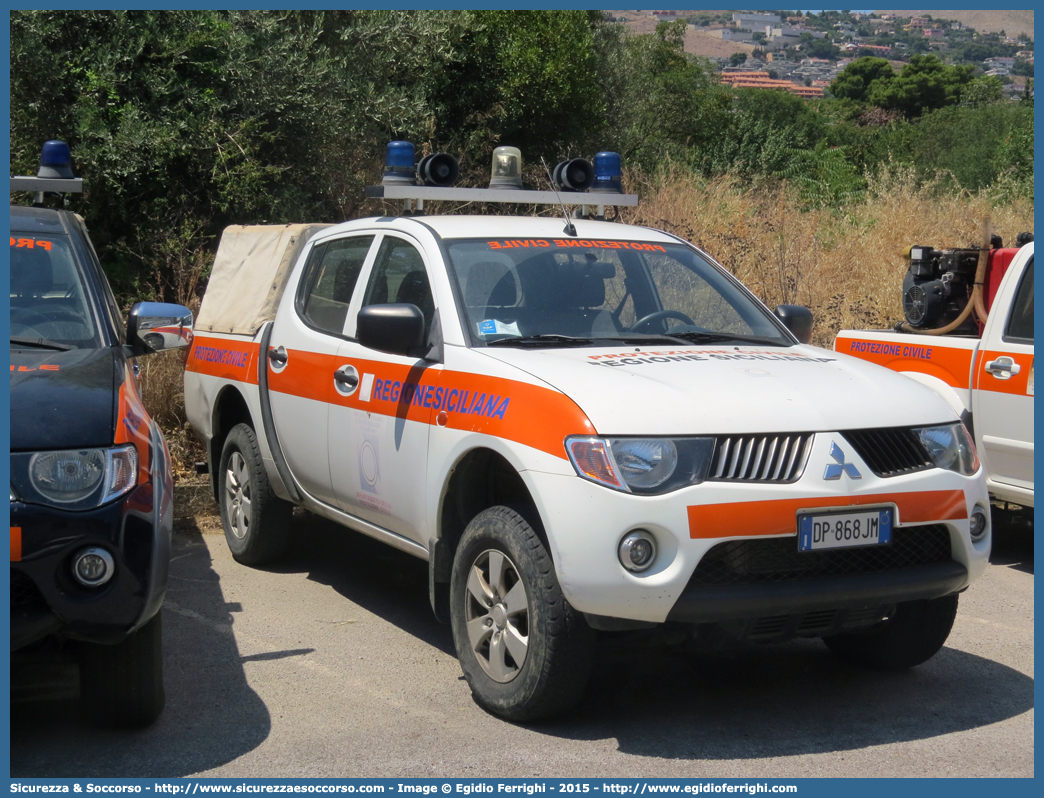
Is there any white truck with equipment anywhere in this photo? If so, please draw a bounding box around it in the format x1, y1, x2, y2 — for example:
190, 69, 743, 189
184, 143, 992, 721
837, 223, 1033, 513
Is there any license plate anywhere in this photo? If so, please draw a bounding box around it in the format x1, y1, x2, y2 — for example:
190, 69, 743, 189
798, 508, 892, 552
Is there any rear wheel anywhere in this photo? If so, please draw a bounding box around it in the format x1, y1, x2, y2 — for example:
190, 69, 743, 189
823, 595, 959, 670
450, 506, 593, 721
80, 613, 165, 728
219, 423, 293, 566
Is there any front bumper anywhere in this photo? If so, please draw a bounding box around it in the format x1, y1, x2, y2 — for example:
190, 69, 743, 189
10, 478, 172, 650
526, 435, 991, 625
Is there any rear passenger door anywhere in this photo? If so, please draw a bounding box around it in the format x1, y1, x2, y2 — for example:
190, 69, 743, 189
266, 234, 375, 507
328, 233, 440, 546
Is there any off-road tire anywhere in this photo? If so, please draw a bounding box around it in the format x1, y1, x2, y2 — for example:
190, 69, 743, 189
450, 506, 594, 722
823, 594, 959, 671
80, 613, 165, 728
219, 422, 293, 566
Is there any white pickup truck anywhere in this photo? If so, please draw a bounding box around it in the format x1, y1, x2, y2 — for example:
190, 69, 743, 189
184, 154, 991, 721
837, 241, 1033, 510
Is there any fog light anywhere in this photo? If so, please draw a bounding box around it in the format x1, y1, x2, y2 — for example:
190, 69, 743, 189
618, 530, 657, 573
969, 508, 989, 542
72, 547, 115, 587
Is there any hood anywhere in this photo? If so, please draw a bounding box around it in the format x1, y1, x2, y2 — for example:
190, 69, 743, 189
10, 347, 118, 451
478, 344, 958, 435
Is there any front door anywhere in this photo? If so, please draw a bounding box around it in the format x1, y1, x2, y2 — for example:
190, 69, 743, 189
327, 233, 441, 546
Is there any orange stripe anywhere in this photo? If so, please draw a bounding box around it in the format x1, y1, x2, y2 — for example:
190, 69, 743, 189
10, 527, 22, 562
184, 336, 260, 385
190, 334, 595, 459
114, 363, 153, 486
974, 350, 1034, 397
836, 335, 973, 389
687, 490, 967, 539
270, 351, 595, 459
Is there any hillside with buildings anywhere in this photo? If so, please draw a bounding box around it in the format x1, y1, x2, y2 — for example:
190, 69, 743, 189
615, 9, 1033, 101
876, 10, 1034, 39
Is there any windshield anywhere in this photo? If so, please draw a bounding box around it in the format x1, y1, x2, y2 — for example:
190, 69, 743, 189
445, 237, 792, 347
10, 234, 100, 349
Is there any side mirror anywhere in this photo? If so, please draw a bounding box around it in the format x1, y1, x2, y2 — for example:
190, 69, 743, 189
357, 304, 426, 357
774, 305, 813, 344
128, 302, 194, 355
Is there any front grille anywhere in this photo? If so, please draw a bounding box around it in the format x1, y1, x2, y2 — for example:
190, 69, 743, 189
842, 427, 933, 478
11, 569, 46, 611
688, 524, 952, 587
709, 433, 812, 482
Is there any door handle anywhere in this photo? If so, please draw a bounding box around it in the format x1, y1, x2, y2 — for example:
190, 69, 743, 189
267, 346, 288, 367
985, 356, 1020, 379
334, 365, 360, 391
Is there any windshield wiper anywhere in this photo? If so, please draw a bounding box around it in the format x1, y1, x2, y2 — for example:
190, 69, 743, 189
591, 333, 695, 346
670, 331, 791, 347
486, 334, 595, 348
11, 336, 73, 351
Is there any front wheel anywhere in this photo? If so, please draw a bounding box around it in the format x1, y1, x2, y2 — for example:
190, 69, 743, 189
823, 595, 959, 671
219, 423, 293, 566
79, 613, 165, 728
450, 506, 594, 722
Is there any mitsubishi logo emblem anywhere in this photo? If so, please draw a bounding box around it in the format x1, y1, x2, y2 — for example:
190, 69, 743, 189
824, 442, 862, 480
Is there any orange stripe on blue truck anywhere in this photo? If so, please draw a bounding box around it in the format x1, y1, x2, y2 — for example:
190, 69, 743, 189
11, 527, 22, 562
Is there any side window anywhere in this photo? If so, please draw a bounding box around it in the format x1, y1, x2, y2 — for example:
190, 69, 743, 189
362, 237, 435, 335
299, 236, 374, 335
1004, 259, 1033, 343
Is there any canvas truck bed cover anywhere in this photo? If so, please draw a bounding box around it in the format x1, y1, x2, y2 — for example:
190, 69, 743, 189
194, 224, 331, 336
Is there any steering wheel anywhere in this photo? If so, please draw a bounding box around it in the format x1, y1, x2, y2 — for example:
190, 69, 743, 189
628, 310, 697, 334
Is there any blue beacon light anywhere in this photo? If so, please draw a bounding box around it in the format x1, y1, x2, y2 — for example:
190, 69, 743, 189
37, 140, 75, 179
383, 141, 416, 186
591, 151, 622, 194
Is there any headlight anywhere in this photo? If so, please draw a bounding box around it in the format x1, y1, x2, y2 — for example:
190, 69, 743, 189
914, 422, 979, 476
27, 445, 138, 506
565, 436, 715, 494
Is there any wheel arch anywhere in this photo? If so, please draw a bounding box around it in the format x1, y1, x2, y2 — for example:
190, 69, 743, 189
209, 385, 255, 503
429, 446, 546, 623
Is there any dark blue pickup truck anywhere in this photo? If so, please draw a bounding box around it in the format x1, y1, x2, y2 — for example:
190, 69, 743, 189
10, 141, 193, 727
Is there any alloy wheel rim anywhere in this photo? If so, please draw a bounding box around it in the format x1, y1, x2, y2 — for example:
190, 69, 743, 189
224, 451, 251, 541
464, 548, 530, 683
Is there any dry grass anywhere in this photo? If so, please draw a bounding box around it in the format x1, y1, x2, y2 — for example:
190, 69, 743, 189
621, 165, 1034, 345
136, 349, 207, 484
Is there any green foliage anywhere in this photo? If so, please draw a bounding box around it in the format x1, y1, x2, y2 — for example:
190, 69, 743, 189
729, 52, 748, 67
868, 55, 975, 117
438, 10, 606, 161
778, 140, 865, 210
830, 57, 895, 102
1012, 59, 1034, 77
595, 21, 732, 170
962, 76, 1004, 107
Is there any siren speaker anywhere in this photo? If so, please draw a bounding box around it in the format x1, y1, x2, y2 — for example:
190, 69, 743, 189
552, 159, 595, 192
418, 153, 459, 187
